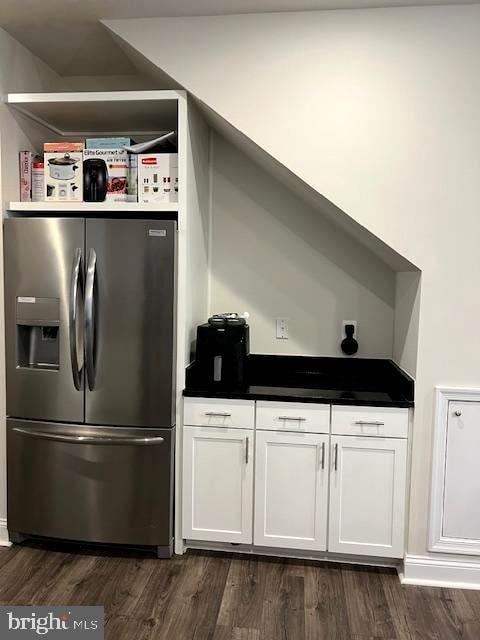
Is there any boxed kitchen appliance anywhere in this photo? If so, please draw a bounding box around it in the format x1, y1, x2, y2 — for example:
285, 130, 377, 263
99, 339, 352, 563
85, 137, 131, 150
19, 151, 33, 202
137, 154, 178, 204
127, 154, 138, 202
32, 160, 44, 202
83, 148, 135, 202
44, 142, 83, 202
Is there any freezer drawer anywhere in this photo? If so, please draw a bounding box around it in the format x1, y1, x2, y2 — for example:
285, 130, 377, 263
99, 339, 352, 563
7, 419, 174, 550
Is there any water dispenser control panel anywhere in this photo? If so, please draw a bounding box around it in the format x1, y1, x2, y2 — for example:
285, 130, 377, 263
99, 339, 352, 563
16, 297, 60, 370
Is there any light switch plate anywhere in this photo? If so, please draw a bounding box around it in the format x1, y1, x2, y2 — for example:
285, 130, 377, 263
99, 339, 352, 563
276, 317, 289, 339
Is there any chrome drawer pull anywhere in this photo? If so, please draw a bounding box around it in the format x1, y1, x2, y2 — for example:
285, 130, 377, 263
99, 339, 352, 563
278, 416, 306, 421
12, 427, 164, 445
205, 412, 232, 418
354, 420, 385, 426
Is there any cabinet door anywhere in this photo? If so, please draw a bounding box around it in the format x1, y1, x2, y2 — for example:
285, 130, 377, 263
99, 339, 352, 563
443, 401, 480, 540
182, 426, 253, 543
328, 436, 407, 558
254, 431, 330, 550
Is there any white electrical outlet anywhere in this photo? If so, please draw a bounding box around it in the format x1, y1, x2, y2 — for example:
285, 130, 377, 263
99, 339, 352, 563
276, 318, 289, 339
342, 320, 357, 340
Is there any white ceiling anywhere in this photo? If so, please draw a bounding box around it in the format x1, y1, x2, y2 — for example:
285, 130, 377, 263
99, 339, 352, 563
0, 0, 477, 76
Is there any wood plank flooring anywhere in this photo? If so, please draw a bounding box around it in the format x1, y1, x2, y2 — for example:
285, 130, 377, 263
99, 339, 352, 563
0, 541, 479, 639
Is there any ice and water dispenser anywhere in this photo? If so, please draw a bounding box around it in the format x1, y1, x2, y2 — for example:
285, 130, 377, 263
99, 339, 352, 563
16, 297, 60, 370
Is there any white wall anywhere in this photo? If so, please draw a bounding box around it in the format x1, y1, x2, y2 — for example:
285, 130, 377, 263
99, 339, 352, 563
210, 132, 396, 357
185, 103, 211, 362
394, 272, 421, 378
59, 74, 156, 91
107, 5, 480, 561
0, 28, 60, 537
0, 31, 61, 207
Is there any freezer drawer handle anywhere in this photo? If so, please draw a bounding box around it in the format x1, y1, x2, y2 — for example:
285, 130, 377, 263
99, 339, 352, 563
69, 248, 83, 391
205, 412, 231, 418
85, 248, 97, 391
12, 427, 165, 446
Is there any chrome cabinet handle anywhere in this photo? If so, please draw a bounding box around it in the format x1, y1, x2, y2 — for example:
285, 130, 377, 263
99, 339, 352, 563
12, 427, 164, 445
205, 412, 232, 417
85, 248, 97, 391
334, 443, 338, 471
354, 420, 385, 426
317, 441, 326, 470
454, 410, 462, 417
69, 248, 83, 391
278, 416, 306, 421
245, 436, 249, 464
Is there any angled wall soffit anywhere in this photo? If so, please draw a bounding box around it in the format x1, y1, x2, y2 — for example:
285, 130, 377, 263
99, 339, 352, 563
104, 17, 421, 273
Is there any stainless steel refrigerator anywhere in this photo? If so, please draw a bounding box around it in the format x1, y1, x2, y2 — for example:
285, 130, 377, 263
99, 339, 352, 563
4, 217, 176, 557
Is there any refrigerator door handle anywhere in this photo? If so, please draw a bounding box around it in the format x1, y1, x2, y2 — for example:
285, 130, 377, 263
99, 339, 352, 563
12, 427, 165, 446
85, 248, 97, 391
69, 248, 83, 391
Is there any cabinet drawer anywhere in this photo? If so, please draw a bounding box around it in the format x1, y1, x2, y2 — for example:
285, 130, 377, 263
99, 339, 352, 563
331, 406, 408, 438
184, 397, 255, 429
256, 401, 330, 434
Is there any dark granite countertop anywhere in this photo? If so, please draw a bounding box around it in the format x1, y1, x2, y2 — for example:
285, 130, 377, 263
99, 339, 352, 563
183, 354, 414, 408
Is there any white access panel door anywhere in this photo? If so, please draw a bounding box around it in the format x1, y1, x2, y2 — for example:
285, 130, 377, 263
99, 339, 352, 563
328, 436, 407, 558
443, 402, 480, 540
182, 426, 254, 544
254, 431, 330, 550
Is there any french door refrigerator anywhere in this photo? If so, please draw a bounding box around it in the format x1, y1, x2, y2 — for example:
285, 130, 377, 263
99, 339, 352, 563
4, 217, 176, 557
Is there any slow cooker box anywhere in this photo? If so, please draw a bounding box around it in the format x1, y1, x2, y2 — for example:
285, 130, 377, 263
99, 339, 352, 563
44, 142, 83, 202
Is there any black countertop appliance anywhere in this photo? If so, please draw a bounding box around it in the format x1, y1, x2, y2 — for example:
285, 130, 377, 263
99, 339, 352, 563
195, 314, 249, 390
83, 158, 108, 202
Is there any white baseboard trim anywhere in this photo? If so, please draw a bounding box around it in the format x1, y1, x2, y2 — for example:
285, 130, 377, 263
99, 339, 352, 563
185, 540, 400, 569
0, 519, 11, 547
399, 554, 480, 590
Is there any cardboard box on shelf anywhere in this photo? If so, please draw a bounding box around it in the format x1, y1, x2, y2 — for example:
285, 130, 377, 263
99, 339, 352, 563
137, 154, 178, 204
32, 161, 44, 202
19, 151, 33, 202
44, 142, 83, 202
83, 148, 136, 202
127, 154, 138, 202
85, 137, 131, 150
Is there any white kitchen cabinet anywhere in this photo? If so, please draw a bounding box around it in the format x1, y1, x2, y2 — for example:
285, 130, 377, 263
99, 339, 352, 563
328, 435, 407, 558
184, 397, 255, 429
256, 401, 330, 434
254, 430, 330, 550
331, 405, 408, 439
182, 426, 253, 543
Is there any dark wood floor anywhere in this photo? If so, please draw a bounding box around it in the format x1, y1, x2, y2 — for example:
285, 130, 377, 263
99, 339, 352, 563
0, 542, 479, 640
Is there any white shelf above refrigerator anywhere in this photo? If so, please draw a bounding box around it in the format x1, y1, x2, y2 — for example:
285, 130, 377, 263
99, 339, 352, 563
7, 201, 179, 213
6, 91, 183, 137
